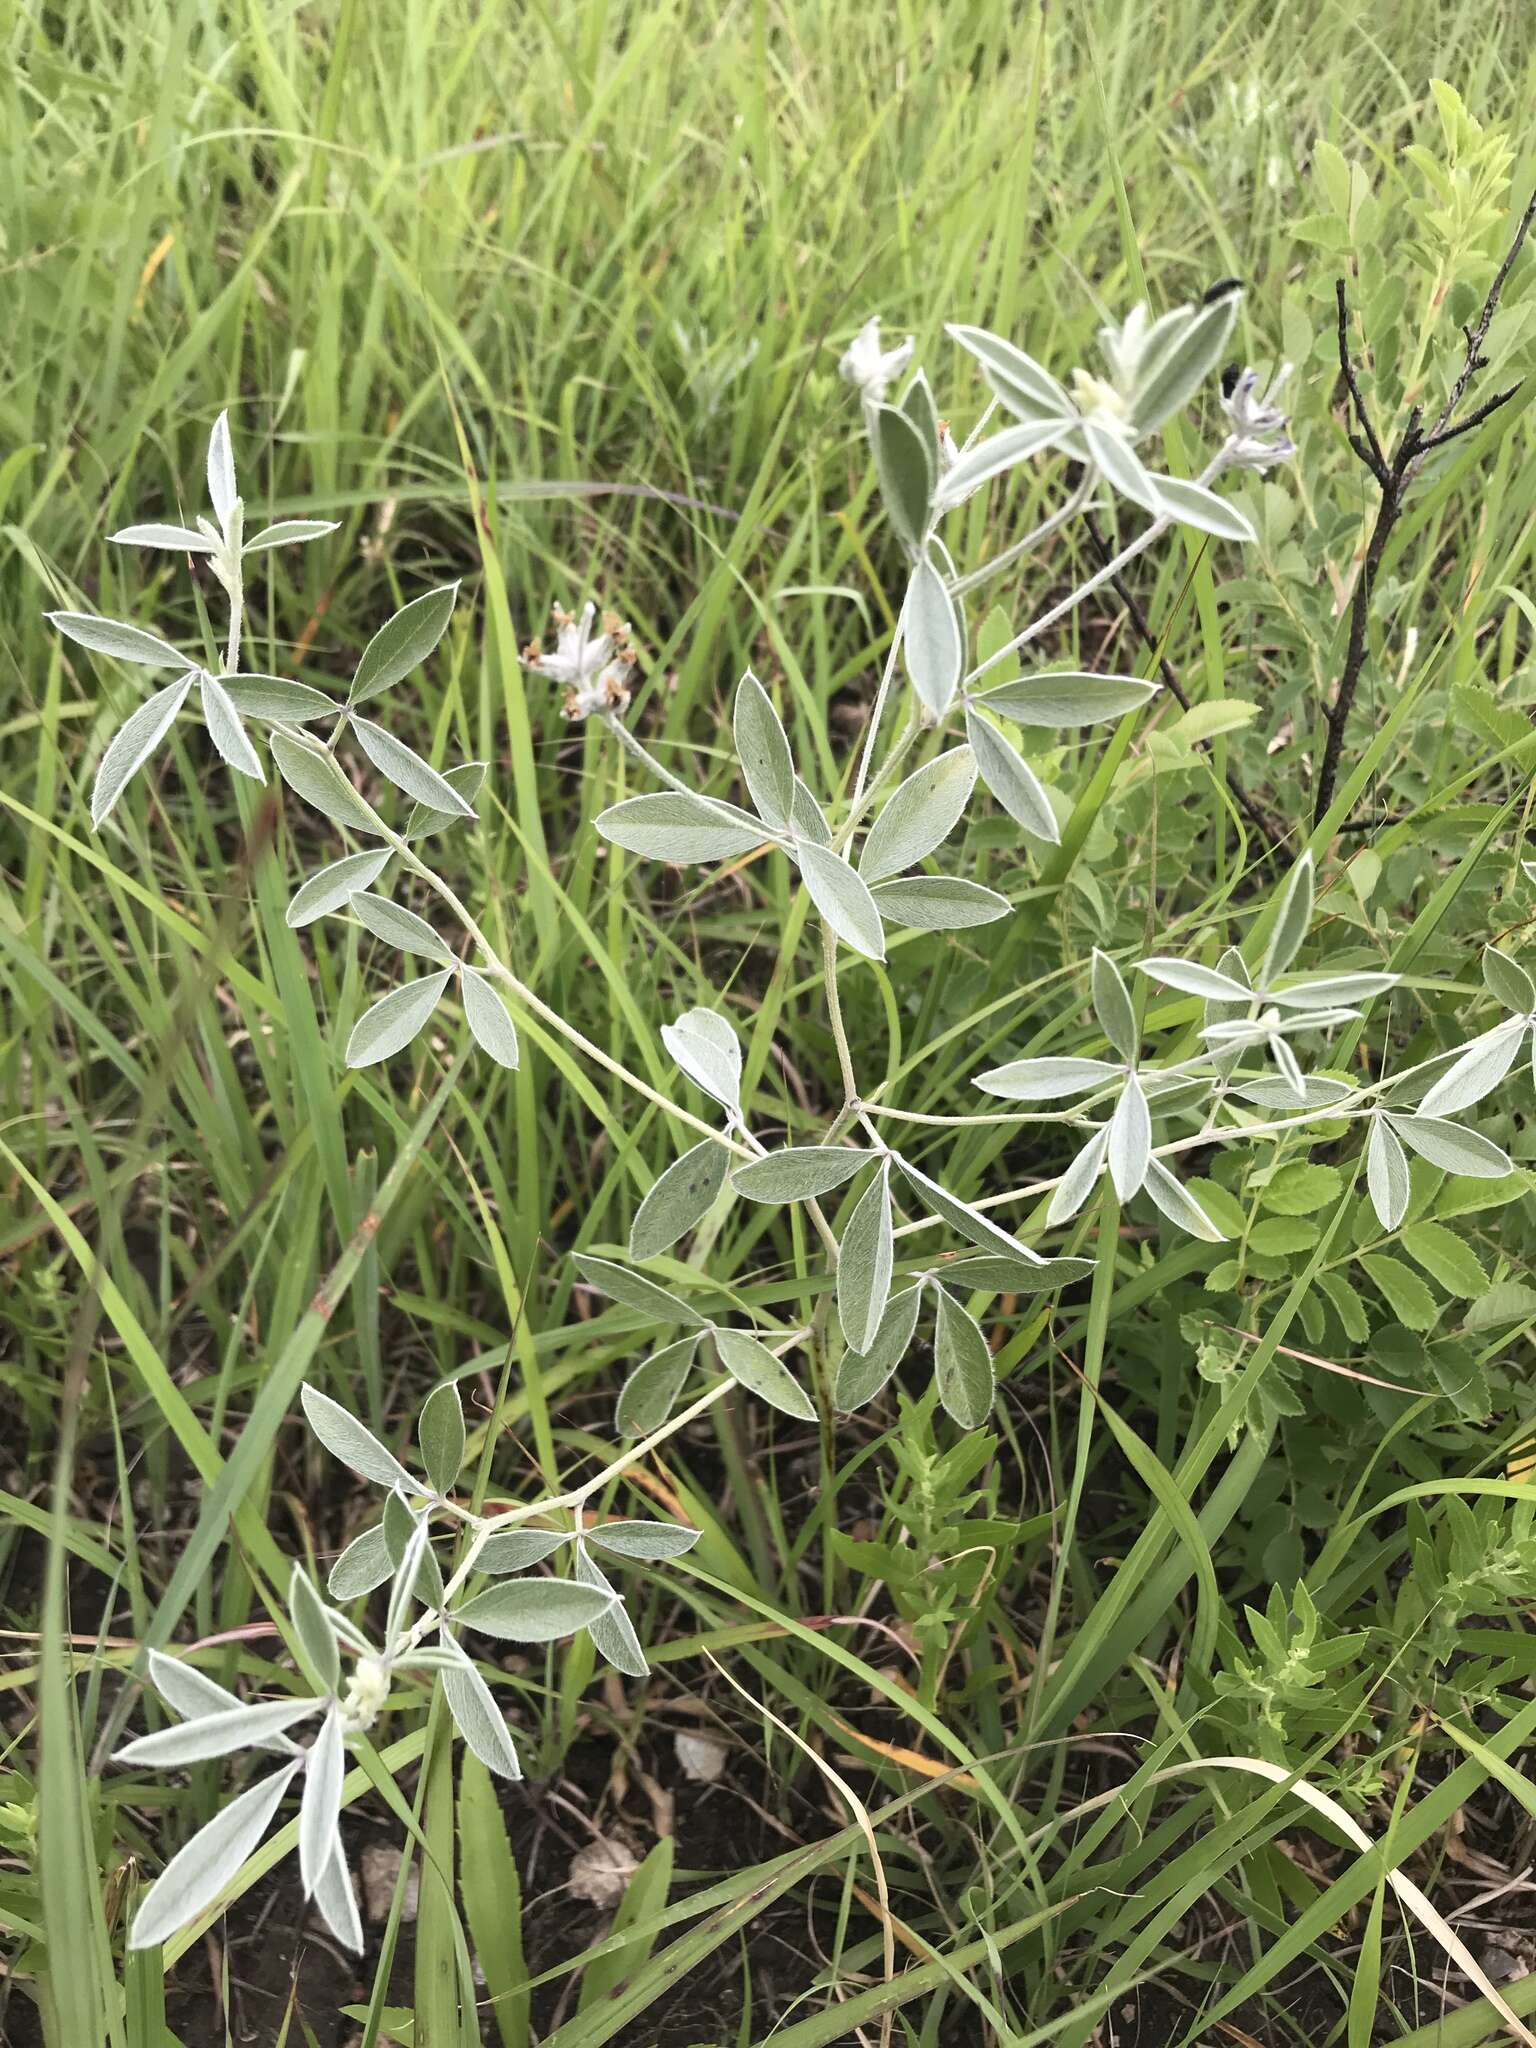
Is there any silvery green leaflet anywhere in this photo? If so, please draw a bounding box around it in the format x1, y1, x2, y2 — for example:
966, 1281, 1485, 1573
48, 298, 1523, 1955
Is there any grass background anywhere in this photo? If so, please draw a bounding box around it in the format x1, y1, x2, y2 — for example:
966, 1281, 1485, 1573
8, 1, 1536, 2043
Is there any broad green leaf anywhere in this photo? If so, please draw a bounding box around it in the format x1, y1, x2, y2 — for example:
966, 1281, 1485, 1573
352, 891, 454, 963
128, 1761, 302, 1950
451, 1578, 616, 1643
351, 584, 459, 703
50, 610, 192, 669
1400, 1221, 1487, 1298
834, 1286, 922, 1410
615, 1336, 699, 1437
902, 556, 963, 718
220, 674, 338, 722
198, 672, 264, 781
596, 791, 767, 862
859, 747, 976, 882
1263, 852, 1314, 983
975, 672, 1157, 728
798, 841, 886, 959
114, 1697, 320, 1767
404, 760, 488, 838
288, 1565, 340, 1694
1465, 1281, 1536, 1332
870, 875, 1010, 929
1091, 950, 1138, 1062
975, 1056, 1121, 1102
965, 708, 1059, 840
90, 674, 196, 825
300, 1384, 414, 1490
286, 849, 391, 928
327, 1525, 394, 1601
733, 670, 795, 828
586, 1520, 701, 1561
630, 1140, 731, 1259
461, 968, 520, 1070
872, 402, 933, 548
661, 1006, 741, 1114
344, 970, 452, 1068
837, 1161, 893, 1354
572, 1253, 706, 1328
933, 1287, 994, 1427
1359, 1253, 1439, 1331
713, 1329, 816, 1420
352, 714, 476, 815
731, 1146, 869, 1203
945, 324, 1074, 424
418, 1381, 465, 1496
1389, 1114, 1512, 1179
270, 730, 387, 835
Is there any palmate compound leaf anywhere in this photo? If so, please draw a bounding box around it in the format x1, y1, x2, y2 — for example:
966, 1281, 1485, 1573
837, 1160, 893, 1355
220, 675, 339, 723
350, 584, 459, 704
573, 1545, 648, 1679
939, 1253, 1095, 1291
145, 1649, 243, 1725
933, 1286, 994, 1428
450, 1577, 618, 1643
50, 610, 194, 669
945, 325, 1075, 427
1128, 291, 1240, 433
1387, 1113, 1512, 1179
615, 1335, 700, 1437
128, 1757, 304, 1950
572, 1253, 707, 1328
327, 1524, 394, 1600
872, 401, 934, 550
934, 420, 1060, 507
477, 1529, 570, 1573
586, 1520, 701, 1562
1091, 950, 1139, 1063
797, 841, 886, 960
596, 791, 768, 863
312, 1837, 363, 1952
1262, 851, 1314, 984
858, 747, 977, 884
109, 521, 217, 553
733, 670, 795, 828
1048, 1126, 1109, 1225
90, 672, 197, 826
974, 1056, 1123, 1102
114, 1698, 322, 1768
1419, 1020, 1527, 1117
1078, 418, 1163, 515
404, 760, 488, 839
902, 555, 963, 719
350, 715, 477, 816
1141, 1159, 1226, 1242
712, 1328, 817, 1420
206, 410, 237, 529
288, 1564, 340, 1695
270, 730, 388, 836
834, 1284, 923, 1410
440, 1636, 522, 1780
460, 967, 520, 1069
1484, 946, 1536, 1015
964, 708, 1060, 842
1153, 474, 1256, 544
344, 969, 453, 1068
1106, 1072, 1152, 1200
242, 518, 340, 553
300, 1384, 415, 1491
630, 1139, 731, 1259
661, 1007, 742, 1117
198, 672, 264, 781
286, 850, 392, 929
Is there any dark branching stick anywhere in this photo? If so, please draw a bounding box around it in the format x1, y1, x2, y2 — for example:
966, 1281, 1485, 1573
1314, 194, 1535, 825
1081, 507, 1286, 852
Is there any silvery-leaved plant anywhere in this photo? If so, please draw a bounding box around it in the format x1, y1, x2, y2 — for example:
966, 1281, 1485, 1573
65, 302, 1530, 1957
